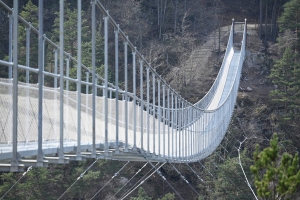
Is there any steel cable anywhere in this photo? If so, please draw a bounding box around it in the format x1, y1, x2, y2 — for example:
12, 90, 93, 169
90, 161, 130, 200
0, 166, 32, 200
108, 162, 148, 200
185, 163, 205, 184
119, 163, 166, 200
199, 159, 251, 200
238, 139, 259, 200
119, 162, 159, 200
194, 117, 254, 199
138, 150, 184, 200
57, 158, 100, 200
168, 162, 200, 197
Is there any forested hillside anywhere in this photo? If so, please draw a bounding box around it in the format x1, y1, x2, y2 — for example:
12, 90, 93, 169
1, 0, 300, 199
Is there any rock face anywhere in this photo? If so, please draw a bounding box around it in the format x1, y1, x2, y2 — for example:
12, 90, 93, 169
239, 26, 275, 98
246, 52, 265, 71
234, 25, 276, 158
252, 53, 265, 65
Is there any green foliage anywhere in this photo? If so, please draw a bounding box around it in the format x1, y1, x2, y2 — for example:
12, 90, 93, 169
268, 0, 300, 138
0, 172, 19, 199
198, 152, 253, 200
269, 47, 300, 122
52, 4, 89, 57
130, 187, 152, 200
51, 3, 104, 68
209, 150, 254, 200
21, 168, 56, 199
18, 0, 39, 83
51, 4, 104, 91
158, 192, 175, 200
0, 160, 123, 199
250, 134, 300, 199
278, 0, 300, 36
0, 168, 58, 200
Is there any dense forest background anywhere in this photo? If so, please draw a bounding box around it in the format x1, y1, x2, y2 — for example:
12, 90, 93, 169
1, 0, 300, 199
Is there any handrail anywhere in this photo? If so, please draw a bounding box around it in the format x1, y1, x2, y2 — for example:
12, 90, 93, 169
0, 0, 116, 89
0, 0, 248, 166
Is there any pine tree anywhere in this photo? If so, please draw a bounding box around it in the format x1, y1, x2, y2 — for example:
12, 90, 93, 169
208, 150, 254, 200
158, 193, 175, 200
278, 0, 300, 49
0, 172, 20, 199
269, 47, 300, 121
268, 0, 300, 140
130, 187, 152, 200
250, 134, 300, 199
52, 4, 89, 58
51, 3, 104, 91
18, 0, 39, 83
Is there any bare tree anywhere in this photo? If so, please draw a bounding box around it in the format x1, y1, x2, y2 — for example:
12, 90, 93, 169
174, 0, 178, 33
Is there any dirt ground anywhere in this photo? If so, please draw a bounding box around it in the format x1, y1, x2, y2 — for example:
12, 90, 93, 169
166, 25, 230, 102
239, 25, 274, 102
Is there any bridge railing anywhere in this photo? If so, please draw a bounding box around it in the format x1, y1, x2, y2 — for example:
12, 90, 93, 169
195, 19, 234, 110
0, 0, 247, 170
195, 19, 247, 161
183, 19, 247, 161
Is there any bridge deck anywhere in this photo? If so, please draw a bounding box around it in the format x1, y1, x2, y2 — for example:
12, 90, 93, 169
0, 48, 241, 163
0, 0, 247, 171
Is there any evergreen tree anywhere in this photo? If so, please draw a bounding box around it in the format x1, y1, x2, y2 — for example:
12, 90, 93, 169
130, 187, 152, 200
18, 0, 39, 83
250, 134, 300, 199
51, 3, 104, 91
208, 150, 254, 200
269, 47, 300, 122
52, 4, 89, 58
268, 0, 300, 144
197, 150, 254, 200
0, 172, 20, 199
20, 168, 57, 199
278, 0, 300, 48
158, 192, 175, 200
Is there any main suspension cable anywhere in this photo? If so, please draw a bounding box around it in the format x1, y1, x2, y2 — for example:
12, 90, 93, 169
0, 166, 32, 200
119, 162, 159, 200
214, 135, 253, 188
109, 162, 148, 200
168, 162, 200, 196
238, 138, 258, 200
235, 114, 263, 200
90, 161, 130, 200
119, 162, 166, 200
57, 158, 100, 200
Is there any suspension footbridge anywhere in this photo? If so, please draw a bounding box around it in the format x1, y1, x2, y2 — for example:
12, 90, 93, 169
0, 0, 247, 172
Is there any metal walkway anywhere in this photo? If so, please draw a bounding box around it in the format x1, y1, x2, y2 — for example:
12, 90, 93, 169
0, 0, 247, 171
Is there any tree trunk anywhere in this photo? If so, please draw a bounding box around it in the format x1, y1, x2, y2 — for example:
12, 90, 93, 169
259, 0, 262, 39
163, 0, 167, 27
158, 0, 163, 39
265, 0, 268, 46
157, 0, 160, 26
174, 0, 178, 33
271, 0, 277, 42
